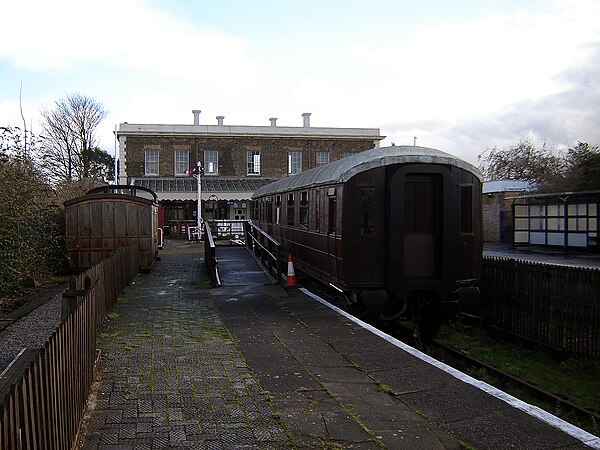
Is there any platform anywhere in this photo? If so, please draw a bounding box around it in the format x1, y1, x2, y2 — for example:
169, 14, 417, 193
78, 241, 599, 449
484, 242, 600, 268
215, 245, 273, 286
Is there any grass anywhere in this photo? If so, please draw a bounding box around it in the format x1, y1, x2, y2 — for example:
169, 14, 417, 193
377, 383, 393, 395
436, 322, 600, 426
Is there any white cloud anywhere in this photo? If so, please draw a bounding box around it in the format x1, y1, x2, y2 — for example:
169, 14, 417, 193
0, 0, 257, 85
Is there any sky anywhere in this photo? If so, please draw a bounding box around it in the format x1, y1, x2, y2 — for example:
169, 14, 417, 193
1, 0, 599, 167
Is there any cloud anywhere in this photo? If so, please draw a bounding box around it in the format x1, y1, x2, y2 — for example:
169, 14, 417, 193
0, 0, 256, 85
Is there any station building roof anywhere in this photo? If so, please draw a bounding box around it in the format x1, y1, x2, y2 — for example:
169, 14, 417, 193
253, 145, 482, 198
132, 177, 279, 201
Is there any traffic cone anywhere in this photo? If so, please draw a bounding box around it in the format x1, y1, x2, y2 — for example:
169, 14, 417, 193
285, 253, 298, 287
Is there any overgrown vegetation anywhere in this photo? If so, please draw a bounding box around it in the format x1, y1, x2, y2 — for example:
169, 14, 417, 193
0, 126, 63, 299
1, 92, 111, 304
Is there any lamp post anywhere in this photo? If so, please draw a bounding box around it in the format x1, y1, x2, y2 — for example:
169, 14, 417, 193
193, 161, 203, 236
209, 194, 218, 220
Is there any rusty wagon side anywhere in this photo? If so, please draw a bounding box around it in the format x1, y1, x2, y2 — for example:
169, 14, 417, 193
64, 186, 159, 271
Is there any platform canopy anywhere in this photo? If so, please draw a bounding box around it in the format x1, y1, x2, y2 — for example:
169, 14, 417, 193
132, 177, 280, 201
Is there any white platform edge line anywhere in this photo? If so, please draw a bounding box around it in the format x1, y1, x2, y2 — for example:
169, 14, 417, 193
299, 288, 600, 449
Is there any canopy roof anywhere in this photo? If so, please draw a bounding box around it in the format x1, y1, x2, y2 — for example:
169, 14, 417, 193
132, 177, 278, 201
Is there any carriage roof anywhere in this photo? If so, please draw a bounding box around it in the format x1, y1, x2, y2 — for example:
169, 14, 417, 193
252, 145, 482, 198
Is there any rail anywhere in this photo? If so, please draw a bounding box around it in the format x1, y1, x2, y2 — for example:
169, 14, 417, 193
244, 221, 282, 284
205, 220, 246, 241
0, 245, 140, 450
204, 225, 221, 287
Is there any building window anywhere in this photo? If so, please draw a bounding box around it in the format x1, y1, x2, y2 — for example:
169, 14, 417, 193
204, 150, 218, 174
315, 151, 330, 166
174, 150, 189, 176
343, 152, 354, 158
288, 152, 301, 175
145, 150, 159, 176
247, 151, 261, 175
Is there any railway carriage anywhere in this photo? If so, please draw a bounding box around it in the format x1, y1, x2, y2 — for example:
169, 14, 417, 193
65, 185, 160, 272
251, 145, 482, 338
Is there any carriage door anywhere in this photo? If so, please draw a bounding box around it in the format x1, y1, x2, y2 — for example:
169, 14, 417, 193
403, 174, 441, 278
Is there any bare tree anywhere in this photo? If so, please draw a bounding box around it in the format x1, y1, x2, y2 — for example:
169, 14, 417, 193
478, 137, 564, 187
39, 93, 109, 183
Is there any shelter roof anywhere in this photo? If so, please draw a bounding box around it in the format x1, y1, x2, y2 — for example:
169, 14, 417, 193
132, 177, 279, 201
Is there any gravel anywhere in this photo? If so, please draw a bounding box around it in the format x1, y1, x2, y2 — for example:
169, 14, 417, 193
0, 293, 62, 374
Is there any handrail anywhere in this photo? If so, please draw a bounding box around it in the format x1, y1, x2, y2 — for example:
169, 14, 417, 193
244, 221, 282, 284
203, 224, 221, 286
86, 184, 158, 202
205, 220, 246, 241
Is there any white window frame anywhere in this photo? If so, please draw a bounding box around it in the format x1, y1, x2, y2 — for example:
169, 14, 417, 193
288, 151, 302, 175
315, 151, 330, 166
247, 151, 261, 175
145, 150, 159, 176
204, 150, 218, 175
174, 150, 189, 176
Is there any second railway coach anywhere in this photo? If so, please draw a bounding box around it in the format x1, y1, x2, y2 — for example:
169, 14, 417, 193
251, 145, 483, 339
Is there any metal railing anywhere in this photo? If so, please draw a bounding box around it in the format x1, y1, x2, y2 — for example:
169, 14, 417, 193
0, 245, 140, 449
204, 225, 221, 287
244, 221, 282, 284
205, 220, 246, 241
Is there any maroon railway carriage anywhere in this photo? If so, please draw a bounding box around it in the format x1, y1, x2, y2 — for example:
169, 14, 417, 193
64, 185, 159, 272
251, 145, 483, 338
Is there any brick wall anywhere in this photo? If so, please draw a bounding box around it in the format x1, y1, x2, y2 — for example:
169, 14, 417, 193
124, 136, 376, 179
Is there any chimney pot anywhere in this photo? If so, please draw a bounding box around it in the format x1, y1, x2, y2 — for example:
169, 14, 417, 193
192, 110, 201, 126
302, 112, 311, 127
216, 116, 224, 126
269, 117, 278, 127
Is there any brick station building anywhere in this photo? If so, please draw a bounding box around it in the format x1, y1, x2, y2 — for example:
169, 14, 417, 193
117, 110, 383, 237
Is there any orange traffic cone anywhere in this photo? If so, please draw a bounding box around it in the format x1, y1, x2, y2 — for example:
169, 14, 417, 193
285, 253, 298, 287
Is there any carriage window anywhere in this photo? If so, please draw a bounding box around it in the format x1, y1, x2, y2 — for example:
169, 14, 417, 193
287, 193, 295, 226
360, 187, 375, 235
299, 192, 308, 228
251, 200, 259, 220
266, 198, 273, 223
315, 190, 320, 232
460, 185, 473, 233
328, 197, 337, 234
404, 176, 437, 233
276, 195, 281, 224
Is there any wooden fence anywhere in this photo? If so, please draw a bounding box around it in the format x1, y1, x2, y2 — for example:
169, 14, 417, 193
481, 257, 600, 357
0, 245, 140, 449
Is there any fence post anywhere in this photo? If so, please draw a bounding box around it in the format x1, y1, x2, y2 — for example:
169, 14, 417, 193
61, 276, 90, 321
